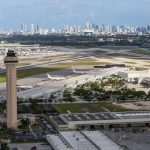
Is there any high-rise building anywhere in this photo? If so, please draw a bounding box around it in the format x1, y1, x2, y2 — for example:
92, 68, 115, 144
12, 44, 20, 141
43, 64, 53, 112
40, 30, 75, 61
4, 50, 19, 129
30, 24, 35, 34
35, 24, 39, 33
147, 25, 150, 31
21, 23, 25, 32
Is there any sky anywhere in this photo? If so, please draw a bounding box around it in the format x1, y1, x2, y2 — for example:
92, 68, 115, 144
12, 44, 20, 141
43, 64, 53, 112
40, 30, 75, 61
0, 0, 150, 29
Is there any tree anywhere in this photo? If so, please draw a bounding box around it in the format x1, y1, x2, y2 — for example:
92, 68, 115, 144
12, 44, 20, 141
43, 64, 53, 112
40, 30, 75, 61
20, 119, 30, 129
147, 91, 150, 100
1, 143, 9, 150
63, 89, 75, 102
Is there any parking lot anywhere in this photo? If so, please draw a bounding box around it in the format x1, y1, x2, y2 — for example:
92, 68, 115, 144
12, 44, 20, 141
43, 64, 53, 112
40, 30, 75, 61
104, 128, 150, 150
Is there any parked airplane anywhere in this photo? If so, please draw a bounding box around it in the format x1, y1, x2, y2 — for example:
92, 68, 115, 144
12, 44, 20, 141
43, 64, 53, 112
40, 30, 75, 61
17, 85, 33, 90
47, 73, 66, 81
72, 68, 89, 74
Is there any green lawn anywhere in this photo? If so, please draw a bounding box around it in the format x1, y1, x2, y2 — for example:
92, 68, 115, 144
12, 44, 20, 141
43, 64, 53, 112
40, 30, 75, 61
20, 58, 38, 61
91, 103, 131, 112
129, 49, 150, 56
53, 103, 95, 113
123, 61, 137, 64
53, 102, 131, 114
0, 67, 64, 83
135, 67, 149, 71
95, 56, 112, 59
0, 74, 6, 83
51, 60, 112, 68
17, 63, 31, 66
108, 53, 140, 58
0, 58, 112, 83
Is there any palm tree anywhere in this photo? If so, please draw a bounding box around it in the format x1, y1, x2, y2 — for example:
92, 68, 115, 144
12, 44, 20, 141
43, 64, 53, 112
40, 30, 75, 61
20, 119, 30, 129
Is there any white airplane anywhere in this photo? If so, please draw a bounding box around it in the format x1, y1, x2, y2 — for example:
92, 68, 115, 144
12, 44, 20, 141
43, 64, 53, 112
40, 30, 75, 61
17, 85, 33, 90
47, 73, 66, 81
72, 68, 89, 75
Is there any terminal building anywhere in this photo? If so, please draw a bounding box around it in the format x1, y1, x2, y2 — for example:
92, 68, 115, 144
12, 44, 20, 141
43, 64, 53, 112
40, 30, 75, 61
46, 131, 123, 150
49, 112, 150, 131
118, 70, 150, 84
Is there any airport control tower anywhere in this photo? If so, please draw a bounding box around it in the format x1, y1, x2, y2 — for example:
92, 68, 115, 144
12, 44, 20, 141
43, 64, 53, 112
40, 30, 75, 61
4, 50, 19, 129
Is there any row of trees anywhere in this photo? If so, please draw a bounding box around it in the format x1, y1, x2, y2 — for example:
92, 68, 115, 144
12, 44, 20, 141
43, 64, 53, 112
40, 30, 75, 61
63, 89, 75, 102
2, 34, 148, 47
18, 119, 31, 129
73, 75, 150, 102
74, 85, 150, 102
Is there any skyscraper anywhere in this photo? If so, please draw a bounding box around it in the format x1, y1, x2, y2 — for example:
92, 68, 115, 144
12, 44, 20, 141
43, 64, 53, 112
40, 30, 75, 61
21, 23, 25, 32
30, 24, 35, 34
4, 50, 19, 129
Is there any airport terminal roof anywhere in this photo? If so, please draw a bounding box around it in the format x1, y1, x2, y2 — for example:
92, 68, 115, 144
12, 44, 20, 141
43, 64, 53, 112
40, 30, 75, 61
46, 134, 73, 150
61, 131, 98, 150
60, 111, 150, 123
115, 112, 150, 119
82, 131, 122, 150
60, 112, 120, 122
47, 131, 123, 150
51, 116, 66, 125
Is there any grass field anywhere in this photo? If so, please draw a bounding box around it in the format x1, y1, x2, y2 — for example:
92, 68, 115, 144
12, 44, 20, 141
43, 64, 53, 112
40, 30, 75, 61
0, 58, 112, 83
17, 63, 31, 66
123, 61, 137, 64
107, 53, 140, 58
0, 67, 63, 83
144, 65, 150, 67
0, 74, 6, 83
20, 58, 38, 61
51, 59, 112, 68
135, 67, 149, 71
53, 102, 131, 114
129, 49, 150, 56
95, 56, 112, 59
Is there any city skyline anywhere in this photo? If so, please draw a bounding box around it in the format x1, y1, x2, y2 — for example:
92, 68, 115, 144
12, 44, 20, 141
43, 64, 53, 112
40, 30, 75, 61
0, 0, 150, 29
1, 22, 150, 35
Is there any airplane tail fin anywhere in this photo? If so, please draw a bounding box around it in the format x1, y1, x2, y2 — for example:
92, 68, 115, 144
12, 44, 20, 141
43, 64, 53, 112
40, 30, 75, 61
72, 67, 76, 73
47, 73, 51, 79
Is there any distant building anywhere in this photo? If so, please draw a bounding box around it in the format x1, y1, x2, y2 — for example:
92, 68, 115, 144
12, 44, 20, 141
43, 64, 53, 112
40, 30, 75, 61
83, 30, 94, 35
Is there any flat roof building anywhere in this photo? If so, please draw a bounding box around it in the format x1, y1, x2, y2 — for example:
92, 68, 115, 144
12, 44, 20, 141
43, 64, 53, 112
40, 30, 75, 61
50, 112, 150, 130
118, 70, 150, 83
46, 131, 123, 150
